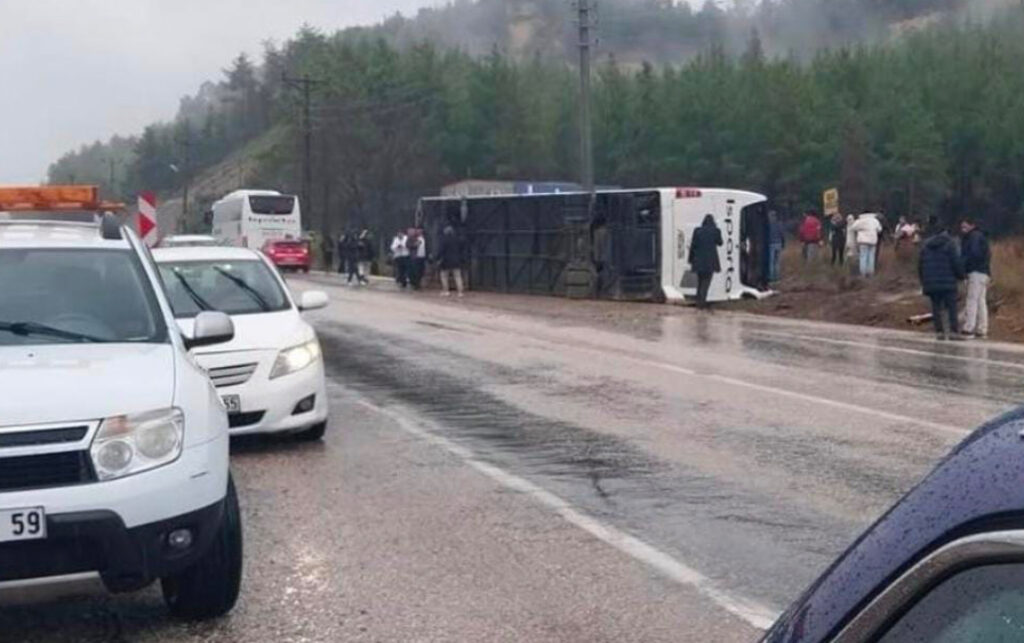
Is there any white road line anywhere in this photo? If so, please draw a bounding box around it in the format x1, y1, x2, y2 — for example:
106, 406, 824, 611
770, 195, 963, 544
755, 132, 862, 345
356, 398, 781, 631
751, 329, 1024, 371
628, 358, 969, 438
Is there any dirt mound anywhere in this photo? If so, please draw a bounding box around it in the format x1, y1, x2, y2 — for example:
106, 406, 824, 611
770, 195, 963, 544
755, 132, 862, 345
739, 243, 1024, 343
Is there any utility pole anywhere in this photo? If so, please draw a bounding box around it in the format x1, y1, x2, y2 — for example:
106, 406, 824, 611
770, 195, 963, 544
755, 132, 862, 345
575, 0, 596, 195
108, 158, 117, 199
175, 125, 193, 231
283, 73, 324, 228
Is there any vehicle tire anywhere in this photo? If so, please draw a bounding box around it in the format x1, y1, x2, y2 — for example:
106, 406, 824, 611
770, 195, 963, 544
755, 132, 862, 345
161, 475, 243, 620
297, 421, 326, 441
302, 267, 310, 274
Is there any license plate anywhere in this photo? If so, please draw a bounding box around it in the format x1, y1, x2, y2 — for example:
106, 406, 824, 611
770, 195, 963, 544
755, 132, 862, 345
222, 394, 241, 414
0, 507, 46, 543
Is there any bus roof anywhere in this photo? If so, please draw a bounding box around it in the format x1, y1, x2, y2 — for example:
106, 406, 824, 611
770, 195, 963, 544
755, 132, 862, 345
420, 187, 766, 203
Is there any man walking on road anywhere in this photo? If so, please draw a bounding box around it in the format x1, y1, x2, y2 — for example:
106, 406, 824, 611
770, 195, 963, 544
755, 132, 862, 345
767, 210, 785, 283
919, 224, 966, 341
959, 217, 991, 339
850, 212, 883, 277
437, 226, 465, 297
689, 214, 723, 311
798, 211, 822, 263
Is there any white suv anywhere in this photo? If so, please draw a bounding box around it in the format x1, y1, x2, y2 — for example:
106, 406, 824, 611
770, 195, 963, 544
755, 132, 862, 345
0, 215, 243, 619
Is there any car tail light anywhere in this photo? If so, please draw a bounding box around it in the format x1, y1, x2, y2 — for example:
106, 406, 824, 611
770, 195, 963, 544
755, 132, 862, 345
676, 188, 703, 198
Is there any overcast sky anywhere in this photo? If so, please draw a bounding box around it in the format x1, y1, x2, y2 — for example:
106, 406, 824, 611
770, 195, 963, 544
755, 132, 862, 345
0, 0, 438, 184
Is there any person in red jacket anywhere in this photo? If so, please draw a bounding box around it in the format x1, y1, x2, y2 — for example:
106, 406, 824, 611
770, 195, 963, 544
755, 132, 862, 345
798, 211, 823, 262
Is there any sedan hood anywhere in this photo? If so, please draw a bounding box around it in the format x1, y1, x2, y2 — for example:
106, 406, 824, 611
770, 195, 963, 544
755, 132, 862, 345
0, 343, 176, 426
177, 310, 312, 353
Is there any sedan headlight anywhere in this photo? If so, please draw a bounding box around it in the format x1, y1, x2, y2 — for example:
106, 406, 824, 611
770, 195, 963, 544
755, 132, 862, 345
90, 408, 184, 481
269, 338, 321, 379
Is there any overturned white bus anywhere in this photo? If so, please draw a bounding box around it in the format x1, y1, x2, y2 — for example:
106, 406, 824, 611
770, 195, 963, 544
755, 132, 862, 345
417, 187, 770, 303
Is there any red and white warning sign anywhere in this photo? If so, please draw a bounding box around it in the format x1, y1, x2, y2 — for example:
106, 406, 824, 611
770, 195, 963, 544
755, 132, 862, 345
137, 191, 157, 246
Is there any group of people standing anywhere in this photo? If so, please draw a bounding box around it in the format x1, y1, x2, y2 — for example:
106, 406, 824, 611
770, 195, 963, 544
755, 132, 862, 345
390, 226, 466, 296
792, 210, 885, 277
335, 230, 376, 285
918, 217, 991, 340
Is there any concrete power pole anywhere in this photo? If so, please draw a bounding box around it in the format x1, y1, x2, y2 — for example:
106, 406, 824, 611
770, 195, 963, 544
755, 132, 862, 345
176, 126, 193, 232
283, 73, 324, 228
576, 0, 596, 195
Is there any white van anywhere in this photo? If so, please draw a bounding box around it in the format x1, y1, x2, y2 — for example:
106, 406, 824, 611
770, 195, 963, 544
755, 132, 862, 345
211, 190, 302, 251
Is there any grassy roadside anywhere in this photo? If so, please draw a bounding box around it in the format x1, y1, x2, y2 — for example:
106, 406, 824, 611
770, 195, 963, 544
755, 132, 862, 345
738, 240, 1024, 343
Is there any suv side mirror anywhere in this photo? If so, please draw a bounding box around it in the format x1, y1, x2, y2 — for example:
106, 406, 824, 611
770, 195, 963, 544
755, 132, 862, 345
298, 290, 329, 311
185, 311, 234, 350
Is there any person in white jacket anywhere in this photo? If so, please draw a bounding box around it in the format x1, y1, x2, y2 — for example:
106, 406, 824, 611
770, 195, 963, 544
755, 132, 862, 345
391, 230, 410, 288
850, 213, 883, 277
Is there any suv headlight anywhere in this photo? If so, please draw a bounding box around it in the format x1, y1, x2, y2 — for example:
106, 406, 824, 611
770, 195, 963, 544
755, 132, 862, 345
269, 338, 321, 379
90, 408, 184, 481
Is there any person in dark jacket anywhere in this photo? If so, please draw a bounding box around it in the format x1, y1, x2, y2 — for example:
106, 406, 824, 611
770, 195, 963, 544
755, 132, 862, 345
340, 232, 360, 284
436, 226, 465, 297
689, 214, 723, 311
321, 233, 334, 272
959, 217, 991, 339
829, 213, 847, 266
335, 233, 348, 275
918, 226, 966, 340
355, 229, 375, 285
767, 211, 785, 283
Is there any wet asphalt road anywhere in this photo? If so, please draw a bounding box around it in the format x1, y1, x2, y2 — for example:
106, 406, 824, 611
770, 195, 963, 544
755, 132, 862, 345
4, 273, 1022, 641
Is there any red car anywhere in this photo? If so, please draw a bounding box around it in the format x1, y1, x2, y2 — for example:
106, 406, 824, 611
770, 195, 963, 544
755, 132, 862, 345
262, 239, 311, 273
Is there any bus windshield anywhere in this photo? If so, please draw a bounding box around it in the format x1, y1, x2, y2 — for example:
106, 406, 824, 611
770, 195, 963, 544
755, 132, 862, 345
249, 195, 296, 215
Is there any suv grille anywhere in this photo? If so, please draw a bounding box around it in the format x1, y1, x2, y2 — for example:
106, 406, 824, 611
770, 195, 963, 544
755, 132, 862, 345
0, 451, 96, 492
207, 363, 259, 388
0, 426, 88, 448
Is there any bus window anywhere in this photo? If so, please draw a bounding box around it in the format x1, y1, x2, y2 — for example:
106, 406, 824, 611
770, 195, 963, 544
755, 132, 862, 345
249, 195, 296, 215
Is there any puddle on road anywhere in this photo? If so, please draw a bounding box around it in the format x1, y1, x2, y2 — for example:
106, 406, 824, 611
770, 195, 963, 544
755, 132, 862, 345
317, 321, 856, 607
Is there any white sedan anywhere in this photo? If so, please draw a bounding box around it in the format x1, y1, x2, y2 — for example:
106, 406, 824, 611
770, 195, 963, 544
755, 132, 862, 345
153, 246, 330, 440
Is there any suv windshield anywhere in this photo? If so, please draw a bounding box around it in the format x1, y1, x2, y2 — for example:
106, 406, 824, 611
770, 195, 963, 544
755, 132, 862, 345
158, 259, 291, 318
0, 248, 166, 346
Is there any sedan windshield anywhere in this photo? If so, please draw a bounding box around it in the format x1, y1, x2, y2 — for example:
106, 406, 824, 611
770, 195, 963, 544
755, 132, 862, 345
158, 259, 290, 318
0, 248, 165, 346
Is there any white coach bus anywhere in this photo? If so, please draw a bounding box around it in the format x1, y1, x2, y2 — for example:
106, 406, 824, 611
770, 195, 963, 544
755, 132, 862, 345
418, 187, 771, 304
211, 189, 302, 250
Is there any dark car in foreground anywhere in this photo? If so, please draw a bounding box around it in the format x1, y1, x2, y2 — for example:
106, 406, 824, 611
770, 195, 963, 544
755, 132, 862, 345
763, 408, 1024, 642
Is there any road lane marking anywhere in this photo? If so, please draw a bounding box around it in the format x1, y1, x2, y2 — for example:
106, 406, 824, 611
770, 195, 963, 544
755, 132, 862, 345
750, 329, 1024, 371
631, 358, 969, 438
356, 398, 781, 631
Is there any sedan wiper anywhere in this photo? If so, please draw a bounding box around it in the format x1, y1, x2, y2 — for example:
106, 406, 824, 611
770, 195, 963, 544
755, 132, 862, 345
212, 267, 270, 311
0, 321, 103, 343
171, 269, 213, 313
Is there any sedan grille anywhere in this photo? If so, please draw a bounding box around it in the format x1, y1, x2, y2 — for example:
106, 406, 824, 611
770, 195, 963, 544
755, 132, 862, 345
0, 451, 96, 492
228, 411, 265, 429
206, 362, 259, 388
